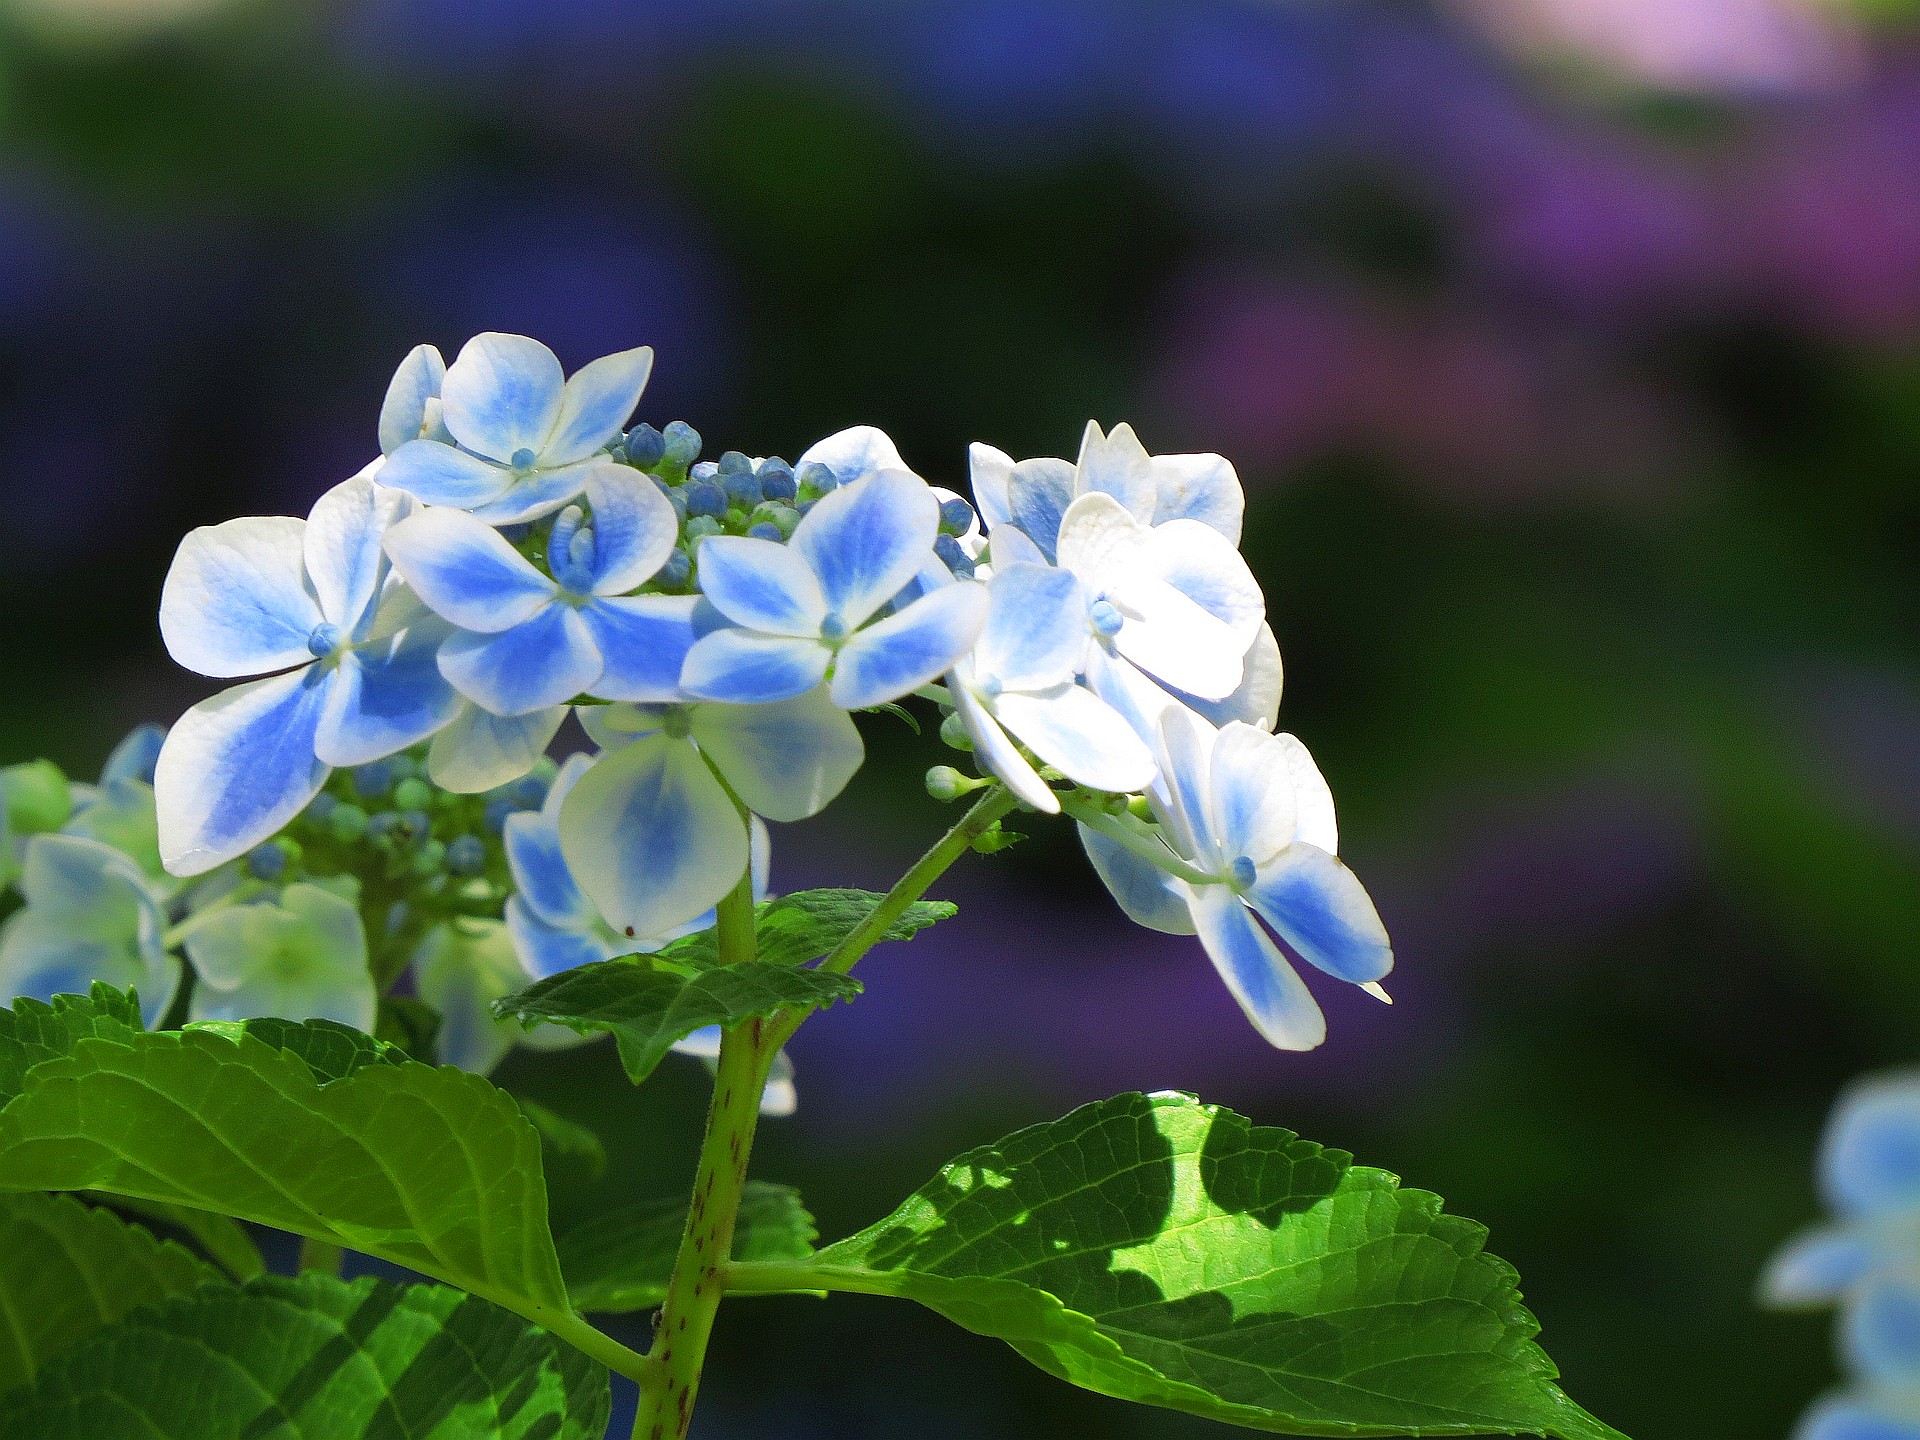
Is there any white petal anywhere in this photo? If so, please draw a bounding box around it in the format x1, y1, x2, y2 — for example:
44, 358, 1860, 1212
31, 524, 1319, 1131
1246, 842, 1392, 986
1823, 1076, 1920, 1220
466, 460, 600, 527
1141, 518, 1264, 646
543, 346, 654, 467
156, 669, 332, 877
791, 468, 939, 626
440, 332, 565, 462
1205, 723, 1302, 868
993, 685, 1157, 796
1054, 490, 1142, 584
680, 629, 829, 706
584, 463, 678, 594
558, 735, 751, 942
798, 424, 906, 480
1175, 623, 1282, 731
1084, 643, 1177, 749
1845, 1275, 1920, 1388
830, 582, 989, 711
439, 606, 602, 717
1077, 822, 1198, 936
186, 883, 373, 1031
1150, 450, 1243, 542
1151, 704, 1217, 869
304, 476, 415, 635
583, 595, 702, 704
986, 523, 1048, 570
976, 564, 1089, 691
761, 1050, 798, 1116
1074, 421, 1157, 521
382, 509, 556, 633
1760, 1227, 1880, 1308
968, 441, 1015, 531
951, 682, 1057, 813
428, 702, 566, 794
1792, 1394, 1920, 1440
378, 343, 446, 455
1004, 456, 1076, 563
1188, 883, 1326, 1051
376, 439, 515, 510
695, 535, 828, 637
410, 919, 524, 1073
1106, 572, 1251, 700
315, 619, 460, 768
1272, 731, 1337, 854
160, 516, 322, 679
692, 687, 864, 823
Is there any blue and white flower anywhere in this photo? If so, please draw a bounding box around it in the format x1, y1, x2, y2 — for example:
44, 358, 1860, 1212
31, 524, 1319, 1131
0, 833, 180, 1026
182, 881, 374, 1030
155, 476, 461, 876
376, 333, 654, 526
1078, 707, 1391, 1051
681, 467, 989, 712
411, 918, 590, 1075
384, 463, 692, 717
946, 563, 1155, 813
559, 691, 862, 943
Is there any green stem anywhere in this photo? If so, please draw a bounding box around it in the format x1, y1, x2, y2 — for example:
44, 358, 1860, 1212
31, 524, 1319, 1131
1056, 792, 1215, 886
631, 873, 768, 1440
722, 1260, 893, 1298
296, 1235, 344, 1276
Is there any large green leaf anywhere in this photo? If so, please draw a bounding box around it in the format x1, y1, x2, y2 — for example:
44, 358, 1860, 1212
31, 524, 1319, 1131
559, 1181, 816, 1314
87, 1196, 265, 1282
187, 1015, 405, 1081
0, 1193, 220, 1398
0, 1023, 572, 1319
0, 1272, 610, 1439
0, 987, 141, 1102
740, 1092, 1627, 1440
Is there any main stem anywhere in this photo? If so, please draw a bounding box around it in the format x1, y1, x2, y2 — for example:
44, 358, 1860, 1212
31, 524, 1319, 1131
632, 873, 767, 1440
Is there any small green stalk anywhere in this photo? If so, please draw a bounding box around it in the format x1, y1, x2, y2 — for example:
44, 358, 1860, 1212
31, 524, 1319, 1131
632, 874, 769, 1440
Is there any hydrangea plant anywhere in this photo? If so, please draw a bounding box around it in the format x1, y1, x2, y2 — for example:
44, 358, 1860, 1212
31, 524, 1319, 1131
0, 333, 1631, 1440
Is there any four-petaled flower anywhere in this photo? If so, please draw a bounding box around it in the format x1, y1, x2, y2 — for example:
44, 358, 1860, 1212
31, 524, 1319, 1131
156, 475, 459, 875
682, 467, 989, 711
1079, 708, 1391, 1051
182, 882, 375, 1030
376, 333, 654, 526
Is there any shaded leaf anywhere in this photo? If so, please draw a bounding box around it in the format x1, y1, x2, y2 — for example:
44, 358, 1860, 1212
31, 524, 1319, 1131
0, 1192, 220, 1398
655, 888, 957, 970
0, 1272, 610, 1439
753, 1092, 1628, 1440
560, 1181, 816, 1314
87, 1196, 265, 1282
518, 1097, 608, 1176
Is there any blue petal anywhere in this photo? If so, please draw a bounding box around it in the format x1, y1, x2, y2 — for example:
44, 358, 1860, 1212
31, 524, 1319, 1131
1797, 1396, 1920, 1440
695, 535, 826, 637
438, 605, 603, 717
1150, 450, 1244, 542
690, 687, 865, 823
305, 476, 414, 635
1004, 456, 1076, 562
1078, 822, 1197, 936
583, 595, 702, 704
1074, 421, 1157, 520
1825, 1077, 1920, 1220
543, 346, 654, 467
1762, 1228, 1881, 1308
829, 581, 989, 711
376, 439, 514, 510
160, 516, 323, 679
1188, 883, 1326, 1051
378, 342, 446, 455
1246, 842, 1392, 986
503, 808, 592, 931
383, 508, 555, 633
439, 332, 565, 462
583, 464, 678, 594
1847, 1277, 1920, 1387
505, 896, 614, 980
797, 424, 906, 481
466, 460, 599, 526
791, 468, 940, 626
99, 723, 167, 787
968, 441, 1015, 532
314, 618, 461, 767
155, 668, 332, 877
680, 629, 829, 706
977, 564, 1088, 690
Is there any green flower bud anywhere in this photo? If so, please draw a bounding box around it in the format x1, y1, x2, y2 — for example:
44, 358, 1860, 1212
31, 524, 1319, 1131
938, 710, 974, 752
392, 777, 432, 813
328, 803, 370, 843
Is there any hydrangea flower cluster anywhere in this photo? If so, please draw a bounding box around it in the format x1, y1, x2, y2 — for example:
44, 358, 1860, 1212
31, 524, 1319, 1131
5, 330, 1395, 1070
1764, 1074, 1920, 1440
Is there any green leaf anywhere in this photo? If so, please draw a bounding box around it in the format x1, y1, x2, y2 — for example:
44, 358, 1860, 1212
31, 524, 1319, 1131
0, 1272, 610, 1439
560, 1182, 816, 1314
185, 1015, 404, 1082
86, 1197, 265, 1282
0, 987, 141, 1103
656, 887, 958, 970
755, 1092, 1628, 1440
0, 1192, 220, 1398
0, 1023, 573, 1320
518, 1096, 608, 1175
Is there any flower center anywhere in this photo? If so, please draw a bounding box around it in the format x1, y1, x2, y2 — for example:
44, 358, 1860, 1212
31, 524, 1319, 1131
977, 675, 1003, 702
307, 622, 344, 659
509, 447, 538, 472
1228, 855, 1258, 890
661, 707, 694, 740
547, 506, 595, 593
818, 612, 848, 643
1088, 599, 1124, 637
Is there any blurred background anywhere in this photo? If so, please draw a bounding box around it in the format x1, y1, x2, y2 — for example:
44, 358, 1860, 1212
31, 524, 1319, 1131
3, 0, 1918, 1435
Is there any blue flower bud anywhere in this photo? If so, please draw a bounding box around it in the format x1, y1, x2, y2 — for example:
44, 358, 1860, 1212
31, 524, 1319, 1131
399, 809, 432, 839
683, 478, 728, 518
664, 486, 688, 521
723, 469, 763, 509
747, 521, 783, 540
305, 792, 339, 825
934, 534, 975, 576
689, 460, 720, 482
656, 548, 693, 590
445, 834, 487, 876
387, 753, 418, 782
352, 762, 393, 800
684, 515, 724, 541
366, 810, 403, 842
796, 498, 817, 516
756, 458, 796, 500
662, 420, 701, 468
625, 423, 667, 469
796, 461, 837, 496
717, 450, 753, 476
245, 843, 287, 880
329, 803, 369, 842
482, 796, 516, 835
939, 497, 976, 536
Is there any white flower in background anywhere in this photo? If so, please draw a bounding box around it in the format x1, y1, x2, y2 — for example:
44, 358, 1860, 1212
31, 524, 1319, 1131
411, 919, 589, 1076
1079, 708, 1391, 1051
384, 464, 694, 715
681, 467, 989, 711
558, 691, 862, 943
946, 563, 1155, 813
155, 475, 460, 876
426, 701, 571, 795
0, 834, 180, 1027
375, 333, 654, 526
182, 882, 375, 1030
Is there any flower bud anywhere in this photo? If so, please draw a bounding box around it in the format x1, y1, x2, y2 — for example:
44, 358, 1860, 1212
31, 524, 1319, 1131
445, 834, 487, 876
924, 766, 976, 802
245, 843, 288, 881
625, 423, 667, 469
393, 777, 431, 813
756, 458, 797, 500
329, 803, 370, 842
938, 496, 975, 536
661, 420, 702, 469
938, 710, 974, 752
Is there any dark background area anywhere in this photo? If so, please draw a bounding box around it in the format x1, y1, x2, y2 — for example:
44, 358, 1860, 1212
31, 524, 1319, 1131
5, 1, 1919, 1435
